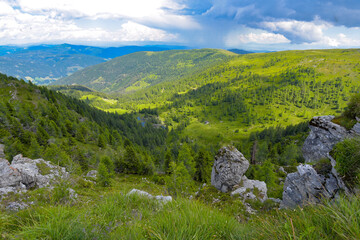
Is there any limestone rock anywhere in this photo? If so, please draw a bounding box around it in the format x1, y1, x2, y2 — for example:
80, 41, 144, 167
211, 146, 249, 193
302, 116, 349, 163
231, 176, 268, 202
11, 154, 69, 189
280, 164, 344, 208
0, 154, 69, 198
86, 170, 98, 178
127, 189, 172, 203
0, 158, 22, 188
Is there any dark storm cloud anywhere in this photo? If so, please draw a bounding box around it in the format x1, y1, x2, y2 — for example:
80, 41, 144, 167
202, 0, 360, 27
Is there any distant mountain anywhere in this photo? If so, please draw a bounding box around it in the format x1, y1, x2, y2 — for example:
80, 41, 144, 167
0, 46, 24, 56
54, 49, 237, 92
0, 44, 188, 85
227, 49, 253, 54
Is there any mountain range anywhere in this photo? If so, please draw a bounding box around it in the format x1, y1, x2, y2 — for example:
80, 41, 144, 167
0, 44, 188, 85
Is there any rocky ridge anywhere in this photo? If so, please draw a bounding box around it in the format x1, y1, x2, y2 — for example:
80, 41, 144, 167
281, 115, 358, 208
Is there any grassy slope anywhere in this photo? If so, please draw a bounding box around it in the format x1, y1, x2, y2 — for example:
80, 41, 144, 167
55, 49, 237, 92
1, 175, 359, 239
58, 49, 360, 146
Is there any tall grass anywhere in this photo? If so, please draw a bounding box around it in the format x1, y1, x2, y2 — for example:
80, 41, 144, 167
1, 190, 359, 239
247, 194, 360, 239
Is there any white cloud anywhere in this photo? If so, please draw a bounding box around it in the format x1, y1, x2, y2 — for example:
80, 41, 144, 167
0, 10, 176, 45
0, 0, 182, 45
225, 29, 290, 47
262, 19, 331, 43
0, 1, 16, 15
14, 0, 200, 30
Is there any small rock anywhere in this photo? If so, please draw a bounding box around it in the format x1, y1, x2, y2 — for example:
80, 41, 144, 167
68, 188, 78, 200
127, 189, 172, 203
6, 201, 28, 211
86, 170, 98, 178
269, 198, 282, 204
279, 167, 287, 175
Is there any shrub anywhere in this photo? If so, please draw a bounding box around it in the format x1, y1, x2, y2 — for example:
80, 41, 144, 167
313, 158, 332, 176
332, 137, 360, 186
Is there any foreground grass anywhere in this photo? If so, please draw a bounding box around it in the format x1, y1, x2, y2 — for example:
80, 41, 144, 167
1, 176, 359, 239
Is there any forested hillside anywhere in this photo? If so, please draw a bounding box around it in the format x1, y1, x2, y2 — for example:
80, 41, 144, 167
0, 44, 187, 85
0, 74, 167, 175
56, 49, 360, 147
55, 49, 237, 92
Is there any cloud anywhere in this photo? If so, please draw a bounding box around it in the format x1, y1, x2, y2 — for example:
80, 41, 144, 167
262, 19, 331, 43
227, 32, 290, 45
0, 0, 185, 45
0, 1, 15, 15
202, 0, 360, 28
0, 9, 176, 45
13, 0, 200, 30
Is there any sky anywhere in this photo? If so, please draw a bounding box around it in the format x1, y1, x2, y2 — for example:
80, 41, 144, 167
0, 0, 360, 50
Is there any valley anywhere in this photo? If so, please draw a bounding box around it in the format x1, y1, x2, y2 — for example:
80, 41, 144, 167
1, 48, 360, 239
54, 49, 360, 147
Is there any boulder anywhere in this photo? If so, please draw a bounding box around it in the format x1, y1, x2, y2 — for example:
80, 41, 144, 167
11, 154, 69, 189
0, 158, 22, 188
127, 189, 172, 203
302, 116, 349, 163
231, 176, 268, 202
280, 164, 344, 208
0, 154, 69, 197
211, 146, 249, 193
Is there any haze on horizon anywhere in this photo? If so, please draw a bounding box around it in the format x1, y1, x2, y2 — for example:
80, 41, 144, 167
0, 0, 360, 51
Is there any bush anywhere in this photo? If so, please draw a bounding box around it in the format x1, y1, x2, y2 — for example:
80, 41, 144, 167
313, 158, 332, 176
332, 137, 360, 186
344, 93, 360, 119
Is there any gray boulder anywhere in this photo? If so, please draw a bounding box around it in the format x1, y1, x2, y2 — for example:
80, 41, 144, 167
231, 176, 268, 202
211, 146, 250, 193
0, 154, 69, 197
0, 158, 22, 188
280, 164, 344, 208
302, 116, 349, 163
11, 154, 69, 189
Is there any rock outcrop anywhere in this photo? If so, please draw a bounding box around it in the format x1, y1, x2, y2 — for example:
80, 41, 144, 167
211, 146, 250, 193
280, 164, 344, 208
281, 115, 358, 208
0, 154, 69, 197
302, 115, 360, 163
211, 146, 267, 202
